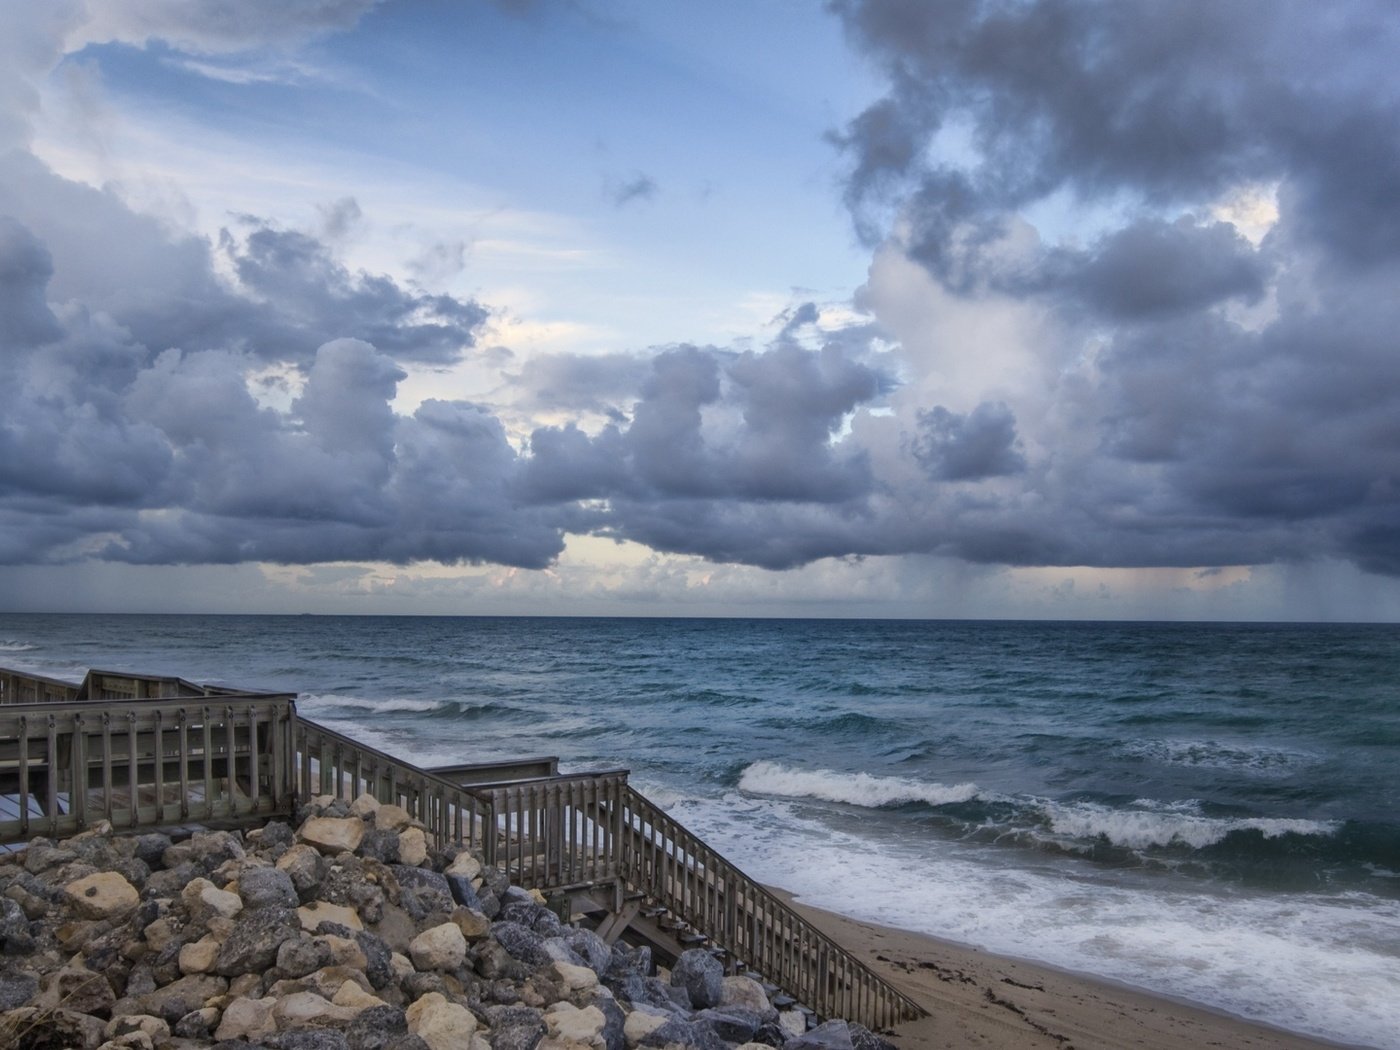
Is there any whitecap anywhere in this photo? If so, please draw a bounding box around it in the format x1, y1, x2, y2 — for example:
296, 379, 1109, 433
1040, 798, 1340, 851
298, 692, 443, 715
738, 760, 982, 809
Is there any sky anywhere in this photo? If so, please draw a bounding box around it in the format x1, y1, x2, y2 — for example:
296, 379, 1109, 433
1, 0, 1398, 621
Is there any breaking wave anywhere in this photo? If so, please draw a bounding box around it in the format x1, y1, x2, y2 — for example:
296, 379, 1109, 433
738, 761, 982, 808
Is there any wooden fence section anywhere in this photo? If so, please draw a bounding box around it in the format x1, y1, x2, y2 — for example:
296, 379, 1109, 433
0, 669, 80, 705
476, 771, 630, 894
0, 695, 297, 843
293, 718, 491, 856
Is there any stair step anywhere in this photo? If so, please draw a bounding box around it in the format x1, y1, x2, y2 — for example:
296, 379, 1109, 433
772, 994, 797, 1009
678, 931, 709, 946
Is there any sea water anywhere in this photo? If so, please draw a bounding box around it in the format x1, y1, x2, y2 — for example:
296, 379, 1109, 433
2, 614, 1397, 1048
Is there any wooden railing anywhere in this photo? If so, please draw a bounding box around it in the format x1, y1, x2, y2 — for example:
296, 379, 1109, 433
293, 718, 491, 855
617, 787, 923, 1030
0, 695, 296, 843
0, 669, 80, 705
476, 770, 631, 892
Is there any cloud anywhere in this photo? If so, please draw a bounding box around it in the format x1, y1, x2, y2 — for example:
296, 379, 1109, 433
67, 0, 381, 55
607, 173, 659, 207
913, 402, 1025, 481
1, 0, 1397, 597
821, 0, 1400, 578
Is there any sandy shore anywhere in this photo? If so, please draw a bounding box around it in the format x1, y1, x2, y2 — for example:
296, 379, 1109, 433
776, 892, 1352, 1050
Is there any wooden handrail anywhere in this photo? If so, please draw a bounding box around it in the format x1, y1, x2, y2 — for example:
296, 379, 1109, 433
0, 694, 297, 842
293, 718, 492, 855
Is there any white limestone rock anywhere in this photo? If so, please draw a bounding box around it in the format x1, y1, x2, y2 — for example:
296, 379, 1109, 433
409, 921, 467, 971
406, 991, 478, 1050
63, 872, 139, 921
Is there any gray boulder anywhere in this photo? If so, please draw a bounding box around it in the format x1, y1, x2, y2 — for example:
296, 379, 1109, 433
238, 865, 299, 910
787, 1019, 856, 1050
214, 906, 300, 976
671, 948, 724, 1009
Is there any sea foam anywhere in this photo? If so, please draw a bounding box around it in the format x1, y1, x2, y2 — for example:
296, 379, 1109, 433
1038, 798, 1340, 851
738, 760, 981, 808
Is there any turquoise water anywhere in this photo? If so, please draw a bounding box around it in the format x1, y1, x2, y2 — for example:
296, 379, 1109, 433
3, 614, 1398, 1047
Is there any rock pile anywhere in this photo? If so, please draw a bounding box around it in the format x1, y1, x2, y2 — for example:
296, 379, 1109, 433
0, 796, 897, 1050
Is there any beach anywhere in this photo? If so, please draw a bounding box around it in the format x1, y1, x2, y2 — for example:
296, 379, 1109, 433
784, 895, 1347, 1050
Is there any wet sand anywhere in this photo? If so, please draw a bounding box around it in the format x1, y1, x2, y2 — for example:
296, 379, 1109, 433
777, 893, 1354, 1050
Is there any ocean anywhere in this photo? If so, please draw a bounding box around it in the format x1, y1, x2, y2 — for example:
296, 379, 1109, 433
2, 614, 1397, 1048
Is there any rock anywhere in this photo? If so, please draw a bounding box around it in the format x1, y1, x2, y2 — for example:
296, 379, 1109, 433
374, 804, 414, 832
492, 921, 549, 966
215, 906, 301, 976
553, 960, 599, 992
278, 843, 328, 897
64, 871, 140, 920
173, 1006, 220, 1039
216, 996, 279, 1041
359, 829, 401, 865
694, 1007, 760, 1044
450, 906, 492, 941
178, 935, 221, 975
6, 1006, 105, 1050
545, 1001, 607, 1046
444, 851, 482, 880
272, 990, 362, 1029
300, 900, 364, 932
237, 865, 300, 910
778, 1009, 809, 1039
720, 975, 777, 1022
138, 972, 229, 1023
301, 817, 366, 855
565, 928, 612, 975
0, 968, 39, 1010
354, 930, 395, 989
405, 991, 478, 1050
104, 1013, 170, 1043
390, 866, 454, 920
132, 833, 173, 869
262, 1031, 353, 1050
786, 1019, 855, 1050
445, 873, 483, 911
333, 981, 388, 1012
623, 1007, 669, 1047
670, 949, 723, 1010
344, 1004, 409, 1050
635, 1016, 725, 1050
182, 876, 243, 922
278, 935, 335, 978
848, 1023, 897, 1050
350, 793, 382, 819
320, 933, 369, 971
397, 828, 429, 867
37, 961, 117, 1014
408, 922, 467, 972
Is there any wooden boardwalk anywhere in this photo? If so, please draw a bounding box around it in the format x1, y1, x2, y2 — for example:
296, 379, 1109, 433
0, 665, 925, 1032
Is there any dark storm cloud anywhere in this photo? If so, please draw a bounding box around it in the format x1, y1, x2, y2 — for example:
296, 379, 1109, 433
0, 153, 489, 369
825, 0, 1400, 577
223, 218, 488, 364
913, 403, 1025, 481
521, 341, 887, 509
